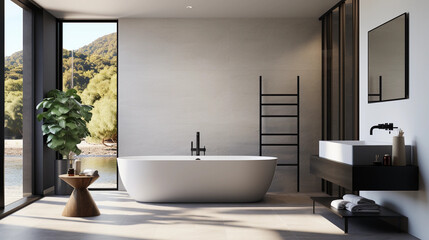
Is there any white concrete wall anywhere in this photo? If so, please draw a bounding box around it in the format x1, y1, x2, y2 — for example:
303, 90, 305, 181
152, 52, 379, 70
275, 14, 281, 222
118, 18, 322, 192
360, 1, 429, 238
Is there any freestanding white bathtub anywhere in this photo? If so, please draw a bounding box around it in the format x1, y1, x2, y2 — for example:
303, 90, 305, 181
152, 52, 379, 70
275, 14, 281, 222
118, 156, 277, 203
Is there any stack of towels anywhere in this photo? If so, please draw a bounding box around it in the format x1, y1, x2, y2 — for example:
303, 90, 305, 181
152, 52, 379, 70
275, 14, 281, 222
82, 169, 99, 177
331, 194, 380, 213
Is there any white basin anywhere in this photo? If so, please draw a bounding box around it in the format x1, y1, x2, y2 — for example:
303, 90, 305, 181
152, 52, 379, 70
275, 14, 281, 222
319, 140, 411, 165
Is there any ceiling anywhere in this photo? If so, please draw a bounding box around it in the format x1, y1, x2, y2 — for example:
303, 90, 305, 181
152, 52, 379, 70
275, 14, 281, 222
32, 0, 339, 19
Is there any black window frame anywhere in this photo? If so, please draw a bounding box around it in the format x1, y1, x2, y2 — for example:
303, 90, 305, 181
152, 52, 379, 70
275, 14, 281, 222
1, 0, 42, 217
57, 19, 119, 191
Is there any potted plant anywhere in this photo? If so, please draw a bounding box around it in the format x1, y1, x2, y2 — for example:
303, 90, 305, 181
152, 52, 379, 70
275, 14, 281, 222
36, 89, 93, 194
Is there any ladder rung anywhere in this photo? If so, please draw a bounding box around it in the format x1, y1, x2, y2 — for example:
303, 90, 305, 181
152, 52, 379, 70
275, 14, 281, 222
261, 103, 298, 106
261, 144, 298, 146
277, 163, 298, 166
261, 94, 298, 96
261, 133, 298, 136
261, 115, 298, 118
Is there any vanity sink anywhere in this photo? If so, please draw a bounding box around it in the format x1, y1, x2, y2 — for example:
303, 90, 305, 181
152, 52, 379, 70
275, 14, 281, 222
319, 140, 411, 165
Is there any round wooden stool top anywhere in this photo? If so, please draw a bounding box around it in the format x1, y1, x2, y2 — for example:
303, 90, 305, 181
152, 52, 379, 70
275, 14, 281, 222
59, 174, 100, 217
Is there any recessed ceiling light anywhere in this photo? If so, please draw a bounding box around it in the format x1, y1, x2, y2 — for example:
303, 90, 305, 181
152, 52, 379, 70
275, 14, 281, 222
186, 5, 193, 9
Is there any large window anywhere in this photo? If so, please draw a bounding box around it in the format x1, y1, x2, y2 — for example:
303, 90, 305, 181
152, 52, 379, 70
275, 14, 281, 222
61, 22, 117, 189
4, 0, 24, 206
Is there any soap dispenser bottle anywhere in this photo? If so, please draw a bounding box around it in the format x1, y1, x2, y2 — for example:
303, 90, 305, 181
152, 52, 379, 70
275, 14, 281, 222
392, 129, 406, 166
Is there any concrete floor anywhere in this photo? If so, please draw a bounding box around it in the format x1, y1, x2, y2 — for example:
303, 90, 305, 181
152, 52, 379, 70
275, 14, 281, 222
0, 191, 418, 240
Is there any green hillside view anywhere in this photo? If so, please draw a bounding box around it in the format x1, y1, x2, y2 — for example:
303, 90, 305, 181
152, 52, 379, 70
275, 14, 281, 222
4, 32, 117, 144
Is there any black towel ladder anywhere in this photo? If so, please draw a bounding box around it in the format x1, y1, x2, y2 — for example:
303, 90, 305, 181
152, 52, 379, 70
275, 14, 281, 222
259, 76, 300, 192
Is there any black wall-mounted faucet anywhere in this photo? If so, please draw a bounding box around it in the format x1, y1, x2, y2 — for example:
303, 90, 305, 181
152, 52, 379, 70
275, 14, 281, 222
191, 132, 206, 156
370, 123, 398, 135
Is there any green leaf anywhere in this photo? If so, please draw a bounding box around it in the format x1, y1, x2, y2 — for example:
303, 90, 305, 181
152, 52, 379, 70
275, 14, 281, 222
47, 89, 60, 98
36, 101, 44, 110
66, 88, 77, 95
55, 116, 66, 121
81, 111, 92, 122
48, 126, 62, 134
70, 98, 82, 107
47, 141, 54, 149
51, 108, 61, 116
73, 147, 82, 156
69, 111, 81, 118
58, 97, 68, 104
43, 101, 52, 109
82, 105, 93, 111
59, 119, 66, 128
37, 113, 45, 121
52, 138, 65, 147
41, 125, 50, 135
56, 131, 66, 138
47, 140, 62, 150
66, 122, 77, 129
58, 106, 70, 114
65, 141, 77, 151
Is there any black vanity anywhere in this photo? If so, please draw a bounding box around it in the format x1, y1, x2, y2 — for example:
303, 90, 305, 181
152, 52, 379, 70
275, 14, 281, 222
310, 155, 418, 191
310, 155, 418, 233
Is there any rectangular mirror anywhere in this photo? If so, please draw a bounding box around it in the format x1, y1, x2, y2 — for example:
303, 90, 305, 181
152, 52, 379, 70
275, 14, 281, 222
368, 13, 408, 103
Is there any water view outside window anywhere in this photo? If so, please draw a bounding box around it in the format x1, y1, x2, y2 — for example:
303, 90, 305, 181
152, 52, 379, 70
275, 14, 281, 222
62, 23, 117, 188
4, 0, 24, 205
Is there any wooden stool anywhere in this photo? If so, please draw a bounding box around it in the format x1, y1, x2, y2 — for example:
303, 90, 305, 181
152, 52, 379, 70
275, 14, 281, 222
59, 174, 100, 217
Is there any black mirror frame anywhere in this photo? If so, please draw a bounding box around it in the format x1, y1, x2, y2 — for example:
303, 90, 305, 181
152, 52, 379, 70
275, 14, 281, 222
368, 12, 409, 103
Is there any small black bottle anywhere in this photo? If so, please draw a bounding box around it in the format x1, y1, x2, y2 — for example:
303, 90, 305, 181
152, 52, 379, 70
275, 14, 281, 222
383, 154, 392, 166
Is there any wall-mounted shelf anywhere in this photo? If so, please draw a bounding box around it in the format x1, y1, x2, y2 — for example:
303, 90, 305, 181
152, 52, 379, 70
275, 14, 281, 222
311, 196, 404, 233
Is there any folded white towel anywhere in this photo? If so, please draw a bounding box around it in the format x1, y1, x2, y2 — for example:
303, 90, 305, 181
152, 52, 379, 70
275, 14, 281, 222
82, 169, 99, 177
345, 202, 380, 213
331, 199, 349, 210
343, 194, 375, 205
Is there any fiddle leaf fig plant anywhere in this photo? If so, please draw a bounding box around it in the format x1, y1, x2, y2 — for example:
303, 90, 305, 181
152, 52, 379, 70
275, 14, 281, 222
36, 89, 93, 165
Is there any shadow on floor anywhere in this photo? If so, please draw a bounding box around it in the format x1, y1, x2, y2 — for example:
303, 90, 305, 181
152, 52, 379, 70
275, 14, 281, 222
0, 224, 152, 240
2, 192, 419, 240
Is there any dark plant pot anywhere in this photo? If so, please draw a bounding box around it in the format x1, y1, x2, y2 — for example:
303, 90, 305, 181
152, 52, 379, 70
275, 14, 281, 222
55, 159, 74, 195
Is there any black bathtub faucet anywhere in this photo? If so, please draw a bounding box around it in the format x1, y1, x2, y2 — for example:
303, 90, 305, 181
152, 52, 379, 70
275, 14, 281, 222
370, 123, 398, 135
191, 132, 206, 156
